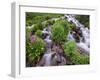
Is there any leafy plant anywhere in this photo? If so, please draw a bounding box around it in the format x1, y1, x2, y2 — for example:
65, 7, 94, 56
26, 36, 46, 66
42, 20, 55, 28
26, 12, 64, 26
55, 20, 70, 35
35, 30, 42, 37
45, 15, 51, 20
71, 52, 89, 64
63, 40, 89, 64
47, 20, 55, 25
26, 20, 33, 26
63, 40, 77, 57
51, 23, 66, 44
32, 22, 43, 33
69, 23, 76, 30
51, 20, 70, 44
30, 37, 45, 60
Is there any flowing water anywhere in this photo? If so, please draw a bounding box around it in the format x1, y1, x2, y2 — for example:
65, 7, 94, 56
41, 27, 53, 66
65, 14, 90, 54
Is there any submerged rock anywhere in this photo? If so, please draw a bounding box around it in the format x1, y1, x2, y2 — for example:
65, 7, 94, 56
51, 54, 66, 66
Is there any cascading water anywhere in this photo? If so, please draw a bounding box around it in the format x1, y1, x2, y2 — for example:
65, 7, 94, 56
41, 49, 52, 66
40, 26, 53, 66
65, 14, 90, 54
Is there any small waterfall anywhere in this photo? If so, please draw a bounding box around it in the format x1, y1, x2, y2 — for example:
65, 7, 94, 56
41, 26, 53, 66
42, 27, 52, 44
67, 31, 75, 41
42, 49, 52, 66
65, 14, 90, 54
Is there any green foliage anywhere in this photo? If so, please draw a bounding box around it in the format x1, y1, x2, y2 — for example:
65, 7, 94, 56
45, 15, 52, 20
26, 20, 33, 26
26, 12, 64, 26
26, 28, 31, 33
75, 15, 89, 28
32, 22, 43, 33
46, 20, 55, 25
71, 52, 89, 64
26, 28, 32, 42
55, 20, 70, 35
51, 23, 66, 43
42, 20, 55, 28
35, 30, 42, 37
30, 37, 45, 60
26, 36, 46, 65
69, 23, 76, 30
63, 40, 89, 64
42, 22, 48, 28
63, 40, 77, 57
51, 20, 70, 43
31, 20, 55, 33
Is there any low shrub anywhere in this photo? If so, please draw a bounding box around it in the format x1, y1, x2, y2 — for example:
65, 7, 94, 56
55, 20, 70, 35
26, 20, 33, 26
63, 40, 77, 57
35, 30, 42, 38
26, 36, 46, 66
69, 23, 76, 30
71, 52, 89, 64
45, 15, 51, 20
42, 20, 55, 28
33, 22, 43, 31
51, 23, 66, 44
63, 40, 89, 64
46, 20, 55, 25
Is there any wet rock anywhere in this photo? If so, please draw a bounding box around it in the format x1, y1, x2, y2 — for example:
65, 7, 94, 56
51, 53, 66, 66
41, 33, 48, 39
